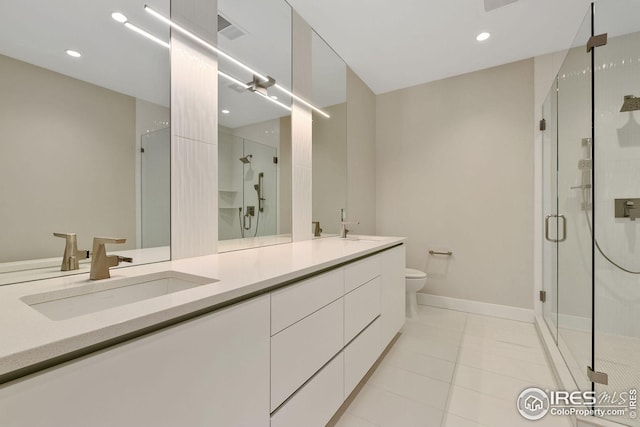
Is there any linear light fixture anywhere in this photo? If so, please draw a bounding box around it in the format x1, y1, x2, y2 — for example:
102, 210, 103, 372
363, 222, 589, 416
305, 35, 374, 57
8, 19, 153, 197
144, 5, 330, 118
218, 71, 292, 112
144, 5, 269, 81
112, 12, 170, 49
273, 84, 330, 118
125, 22, 170, 48
253, 89, 292, 112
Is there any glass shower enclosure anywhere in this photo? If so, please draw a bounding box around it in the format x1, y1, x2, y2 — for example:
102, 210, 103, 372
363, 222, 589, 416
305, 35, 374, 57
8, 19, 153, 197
541, 1, 640, 425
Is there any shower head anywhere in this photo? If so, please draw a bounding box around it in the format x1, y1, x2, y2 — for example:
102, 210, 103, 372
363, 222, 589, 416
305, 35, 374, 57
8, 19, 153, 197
620, 95, 640, 112
239, 154, 253, 164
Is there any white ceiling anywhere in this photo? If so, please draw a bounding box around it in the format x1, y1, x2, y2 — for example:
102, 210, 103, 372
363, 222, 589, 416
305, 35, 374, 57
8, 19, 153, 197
285, 0, 593, 94
0, 0, 170, 107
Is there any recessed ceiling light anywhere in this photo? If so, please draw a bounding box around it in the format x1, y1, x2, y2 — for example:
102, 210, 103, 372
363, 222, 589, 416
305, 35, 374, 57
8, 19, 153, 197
65, 49, 81, 58
221, 109, 230, 114
111, 12, 128, 23
476, 32, 491, 42
270, 95, 278, 100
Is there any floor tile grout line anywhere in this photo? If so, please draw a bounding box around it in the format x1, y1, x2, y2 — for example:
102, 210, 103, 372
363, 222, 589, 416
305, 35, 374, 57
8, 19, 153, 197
385, 340, 459, 366
362, 379, 451, 414
454, 359, 555, 387
340, 411, 381, 427
456, 346, 553, 369
439, 311, 468, 427
377, 358, 454, 384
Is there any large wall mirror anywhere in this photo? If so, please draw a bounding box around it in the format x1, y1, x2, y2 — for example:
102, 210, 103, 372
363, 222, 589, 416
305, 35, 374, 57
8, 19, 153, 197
0, 0, 171, 285
217, 0, 293, 252
312, 31, 347, 237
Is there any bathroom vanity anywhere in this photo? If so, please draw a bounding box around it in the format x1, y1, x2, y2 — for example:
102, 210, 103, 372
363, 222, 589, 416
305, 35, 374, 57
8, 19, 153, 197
0, 236, 405, 427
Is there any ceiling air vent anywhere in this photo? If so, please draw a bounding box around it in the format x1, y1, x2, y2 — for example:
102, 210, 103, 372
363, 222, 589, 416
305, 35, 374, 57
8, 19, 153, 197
217, 14, 246, 40
484, 0, 519, 12
218, 15, 232, 31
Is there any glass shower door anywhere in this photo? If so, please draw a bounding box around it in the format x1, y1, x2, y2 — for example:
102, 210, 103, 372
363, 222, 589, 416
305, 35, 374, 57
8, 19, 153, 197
551, 8, 594, 393
558, 14, 594, 393
592, 1, 640, 424
542, 84, 559, 343
140, 127, 170, 248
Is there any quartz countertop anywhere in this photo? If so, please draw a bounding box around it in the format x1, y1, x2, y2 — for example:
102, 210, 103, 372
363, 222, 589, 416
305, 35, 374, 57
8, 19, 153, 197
0, 235, 404, 382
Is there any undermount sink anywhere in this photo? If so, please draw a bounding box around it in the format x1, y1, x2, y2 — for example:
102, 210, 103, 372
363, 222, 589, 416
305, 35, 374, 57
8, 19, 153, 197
21, 271, 218, 321
344, 236, 383, 242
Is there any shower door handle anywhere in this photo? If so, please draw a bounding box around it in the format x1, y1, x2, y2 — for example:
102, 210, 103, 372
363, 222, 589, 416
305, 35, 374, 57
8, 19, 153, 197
557, 214, 567, 242
545, 214, 567, 242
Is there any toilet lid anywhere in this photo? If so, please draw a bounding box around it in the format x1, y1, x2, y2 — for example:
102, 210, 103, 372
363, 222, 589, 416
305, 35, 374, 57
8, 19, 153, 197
405, 268, 427, 279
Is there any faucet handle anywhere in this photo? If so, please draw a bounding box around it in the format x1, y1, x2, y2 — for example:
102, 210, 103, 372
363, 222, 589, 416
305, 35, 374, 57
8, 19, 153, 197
54, 232, 77, 239
93, 237, 127, 245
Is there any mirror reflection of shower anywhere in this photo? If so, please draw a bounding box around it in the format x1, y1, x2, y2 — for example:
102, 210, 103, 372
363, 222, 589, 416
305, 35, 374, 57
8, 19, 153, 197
218, 131, 278, 240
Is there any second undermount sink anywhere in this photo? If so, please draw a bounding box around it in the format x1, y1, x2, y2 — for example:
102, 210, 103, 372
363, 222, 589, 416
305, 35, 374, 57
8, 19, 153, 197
344, 235, 384, 242
21, 271, 218, 321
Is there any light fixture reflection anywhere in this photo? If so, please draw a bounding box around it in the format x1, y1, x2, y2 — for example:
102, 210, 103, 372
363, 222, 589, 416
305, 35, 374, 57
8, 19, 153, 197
112, 10, 169, 49
218, 71, 292, 112
144, 5, 329, 118
124, 22, 170, 48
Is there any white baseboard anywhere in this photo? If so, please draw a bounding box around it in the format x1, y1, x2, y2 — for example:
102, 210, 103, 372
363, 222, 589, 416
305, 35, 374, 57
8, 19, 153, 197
416, 293, 535, 323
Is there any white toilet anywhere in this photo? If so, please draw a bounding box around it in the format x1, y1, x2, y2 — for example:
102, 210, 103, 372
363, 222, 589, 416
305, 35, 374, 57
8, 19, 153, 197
405, 268, 427, 318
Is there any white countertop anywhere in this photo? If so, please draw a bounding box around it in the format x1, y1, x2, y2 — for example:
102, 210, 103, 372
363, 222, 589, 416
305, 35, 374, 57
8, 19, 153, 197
0, 236, 404, 381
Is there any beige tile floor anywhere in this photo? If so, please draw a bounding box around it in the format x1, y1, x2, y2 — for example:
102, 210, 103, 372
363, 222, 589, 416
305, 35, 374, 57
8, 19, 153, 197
335, 306, 572, 427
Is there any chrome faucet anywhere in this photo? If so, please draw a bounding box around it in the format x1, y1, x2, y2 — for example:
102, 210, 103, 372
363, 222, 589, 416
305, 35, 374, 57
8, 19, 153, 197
53, 233, 89, 271
340, 221, 360, 238
89, 237, 133, 280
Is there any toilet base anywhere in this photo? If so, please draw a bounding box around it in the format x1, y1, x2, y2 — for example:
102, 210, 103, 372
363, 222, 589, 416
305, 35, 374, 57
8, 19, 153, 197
406, 291, 419, 318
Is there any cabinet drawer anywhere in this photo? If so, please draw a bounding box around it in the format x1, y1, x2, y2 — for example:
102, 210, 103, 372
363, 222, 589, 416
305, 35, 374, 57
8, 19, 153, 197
271, 353, 344, 427
344, 255, 380, 293
344, 318, 381, 397
271, 298, 344, 411
344, 277, 381, 344
271, 269, 344, 335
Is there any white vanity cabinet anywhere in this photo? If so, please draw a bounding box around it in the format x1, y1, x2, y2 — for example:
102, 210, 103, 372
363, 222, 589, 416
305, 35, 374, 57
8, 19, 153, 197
0, 294, 271, 427
270, 245, 405, 426
0, 243, 406, 427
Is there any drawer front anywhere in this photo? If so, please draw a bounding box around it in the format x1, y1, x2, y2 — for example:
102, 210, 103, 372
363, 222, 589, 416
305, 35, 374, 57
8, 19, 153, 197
271, 298, 344, 411
271, 353, 344, 427
344, 277, 381, 344
344, 318, 381, 397
271, 269, 344, 335
344, 255, 380, 293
